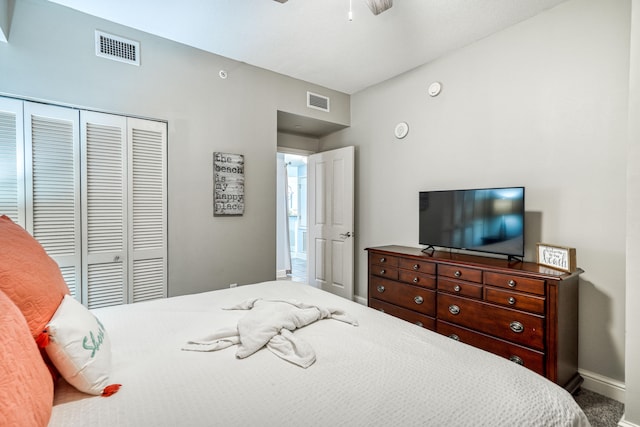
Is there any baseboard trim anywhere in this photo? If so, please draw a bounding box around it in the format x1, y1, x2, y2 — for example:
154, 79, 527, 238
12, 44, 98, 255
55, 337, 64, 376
579, 368, 625, 403
618, 416, 639, 427
354, 294, 367, 305
276, 269, 288, 279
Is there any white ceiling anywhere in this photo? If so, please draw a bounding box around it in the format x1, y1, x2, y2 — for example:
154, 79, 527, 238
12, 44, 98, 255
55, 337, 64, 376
49, 0, 569, 95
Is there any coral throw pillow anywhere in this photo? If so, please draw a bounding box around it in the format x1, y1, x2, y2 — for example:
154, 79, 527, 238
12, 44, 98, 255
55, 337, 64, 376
0, 289, 54, 427
44, 295, 116, 395
0, 215, 70, 338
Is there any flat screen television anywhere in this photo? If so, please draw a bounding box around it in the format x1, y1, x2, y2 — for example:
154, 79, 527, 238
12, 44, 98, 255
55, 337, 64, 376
419, 187, 525, 259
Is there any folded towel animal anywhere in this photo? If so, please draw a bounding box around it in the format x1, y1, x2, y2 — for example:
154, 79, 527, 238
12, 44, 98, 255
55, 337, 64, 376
182, 299, 358, 368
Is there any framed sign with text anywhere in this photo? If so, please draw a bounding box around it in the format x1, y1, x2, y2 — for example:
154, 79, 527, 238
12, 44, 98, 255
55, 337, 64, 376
536, 243, 576, 273
213, 152, 244, 216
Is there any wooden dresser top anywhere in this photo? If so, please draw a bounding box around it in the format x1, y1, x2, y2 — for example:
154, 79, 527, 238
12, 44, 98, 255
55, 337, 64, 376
366, 245, 582, 281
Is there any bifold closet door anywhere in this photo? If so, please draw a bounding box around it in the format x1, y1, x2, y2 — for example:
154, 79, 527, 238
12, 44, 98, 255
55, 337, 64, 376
0, 97, 25, 225
81, 113, 167, 308
127, 118, 167, 303
81, 111, 128, 308
24, 102, 81, 298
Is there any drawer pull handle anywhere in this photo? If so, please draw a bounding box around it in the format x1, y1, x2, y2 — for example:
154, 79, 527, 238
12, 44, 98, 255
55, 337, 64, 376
449, 305, 460, 315
380, 257, 386, 263
510, 321, 524, 333
415, 321, 423, 327
413, 277, 419, 283
454, 270, 462, 278
509, 355, 524, 366
414, 296, 424, 305
413, 264, 419, 270
449, 334, 460, 341
508, 279, 516, 288
380, 269, 386, 275
377, 285, 385, 293
508, 296, 516, 305
454, 285, 461, 292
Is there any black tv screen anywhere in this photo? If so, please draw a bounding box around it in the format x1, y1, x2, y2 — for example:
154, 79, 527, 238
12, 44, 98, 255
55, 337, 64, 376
419, 187, 525, 258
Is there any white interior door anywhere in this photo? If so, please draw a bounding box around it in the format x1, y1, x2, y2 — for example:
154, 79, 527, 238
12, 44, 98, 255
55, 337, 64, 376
307, 146, 354, 300
25, 102, 81, 299
81, 111, 128, 308
127, 117, 167, 304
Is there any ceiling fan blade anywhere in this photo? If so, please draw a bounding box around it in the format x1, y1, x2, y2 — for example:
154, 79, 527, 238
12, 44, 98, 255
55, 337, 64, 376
273, 0, 392, 16
364, 0, 392, 15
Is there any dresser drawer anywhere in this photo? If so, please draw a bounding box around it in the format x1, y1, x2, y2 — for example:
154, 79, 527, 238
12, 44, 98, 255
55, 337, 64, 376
438, 277, 483, 299
398, 258, 436, 275
398, 270, 436, 289
484, 287, 545, 314
370, 277, 436, 316
371, 266, 398, 280
370, 299, 436, 331
369, 252, 399, 268
438, 264, 483, 283
484, 272, 545, 296
437, 293, 544, 350
436, 320, 545, 376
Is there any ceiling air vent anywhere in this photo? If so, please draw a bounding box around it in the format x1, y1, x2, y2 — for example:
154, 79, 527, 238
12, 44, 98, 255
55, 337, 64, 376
95, 30, 140, 66
307, 92, 330, 112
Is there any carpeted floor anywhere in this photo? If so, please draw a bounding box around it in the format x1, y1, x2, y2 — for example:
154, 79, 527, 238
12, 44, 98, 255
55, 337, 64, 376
574, 388, 625, 427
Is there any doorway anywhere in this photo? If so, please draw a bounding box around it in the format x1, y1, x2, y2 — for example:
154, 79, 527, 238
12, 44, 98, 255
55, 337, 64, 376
276, 152, 308, 283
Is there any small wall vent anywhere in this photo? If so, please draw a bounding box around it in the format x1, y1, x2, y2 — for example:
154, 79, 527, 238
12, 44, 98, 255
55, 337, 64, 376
307, 92, 330, 112
95, 30, 140, 66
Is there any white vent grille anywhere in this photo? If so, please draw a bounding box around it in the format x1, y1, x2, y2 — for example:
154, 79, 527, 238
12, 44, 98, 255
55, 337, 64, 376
95, 30, 140, 66
307, 92, 330, 112
0, 110, 19, 222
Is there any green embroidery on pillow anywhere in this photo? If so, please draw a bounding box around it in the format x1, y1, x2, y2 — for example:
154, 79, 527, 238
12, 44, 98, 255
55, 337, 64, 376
82, 319, 106, 358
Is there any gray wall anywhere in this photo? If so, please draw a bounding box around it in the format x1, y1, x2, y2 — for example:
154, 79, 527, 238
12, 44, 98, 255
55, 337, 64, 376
626, 0, 640, 423
322, 0, 629, 388
277, 132, 320, 153
0, 0, 349, 295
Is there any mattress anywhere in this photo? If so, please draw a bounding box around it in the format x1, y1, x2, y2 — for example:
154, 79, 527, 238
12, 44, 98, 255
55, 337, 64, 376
50, 280, 589, 426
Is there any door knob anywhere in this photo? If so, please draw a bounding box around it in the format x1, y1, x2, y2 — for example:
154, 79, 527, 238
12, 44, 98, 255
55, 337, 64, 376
339, 231, 352, 239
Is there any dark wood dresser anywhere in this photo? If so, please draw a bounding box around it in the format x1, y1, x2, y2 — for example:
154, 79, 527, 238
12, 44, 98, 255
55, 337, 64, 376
367, 245, 582, 392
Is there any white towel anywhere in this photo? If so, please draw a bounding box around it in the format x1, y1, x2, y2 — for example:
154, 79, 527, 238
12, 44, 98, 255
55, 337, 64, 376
182, 299, 357, 368
182, 327, 239, 352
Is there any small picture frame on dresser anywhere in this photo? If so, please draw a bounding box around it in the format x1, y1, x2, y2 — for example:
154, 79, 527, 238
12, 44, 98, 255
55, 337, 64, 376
536, 243, 577, 273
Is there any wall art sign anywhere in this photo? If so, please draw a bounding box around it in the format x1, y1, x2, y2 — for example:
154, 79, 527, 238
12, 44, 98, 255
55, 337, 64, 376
536, 243, 576, 273
214, 152, 244, 216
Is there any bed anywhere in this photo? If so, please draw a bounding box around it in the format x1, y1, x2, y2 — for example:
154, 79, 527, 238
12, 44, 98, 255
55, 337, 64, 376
47, 280, 589, 426
0, 215, 589, 426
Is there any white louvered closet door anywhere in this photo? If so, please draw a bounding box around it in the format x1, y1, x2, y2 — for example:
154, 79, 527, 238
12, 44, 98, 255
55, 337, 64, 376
0, 97, 25, 225
24, 102, 80, 298
81, 111, 128, 308
127, 118, 167, 303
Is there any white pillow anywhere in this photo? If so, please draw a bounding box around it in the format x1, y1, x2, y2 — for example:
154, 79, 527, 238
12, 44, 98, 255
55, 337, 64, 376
45, 295, 113, 395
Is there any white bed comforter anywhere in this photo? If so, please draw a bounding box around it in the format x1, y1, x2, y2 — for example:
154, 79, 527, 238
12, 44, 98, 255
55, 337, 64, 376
50, 281, 590, 427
